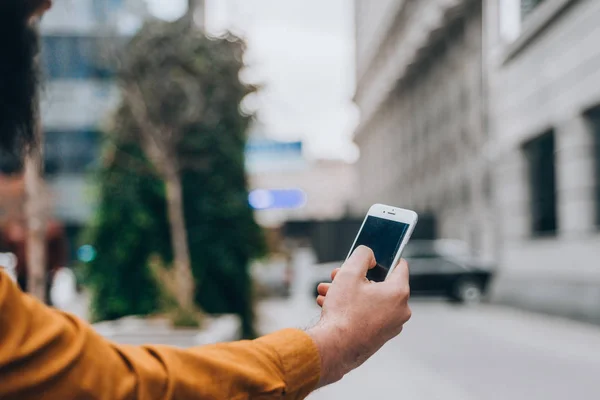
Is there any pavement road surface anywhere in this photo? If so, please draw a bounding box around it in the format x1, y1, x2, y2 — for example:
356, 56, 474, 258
258, 297, 600, 400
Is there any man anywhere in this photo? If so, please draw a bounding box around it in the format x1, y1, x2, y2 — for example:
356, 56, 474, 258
0, 1, 412, 399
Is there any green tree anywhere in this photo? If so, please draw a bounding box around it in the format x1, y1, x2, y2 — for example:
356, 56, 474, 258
83, 143, 169, 321
84, 20, 265, 337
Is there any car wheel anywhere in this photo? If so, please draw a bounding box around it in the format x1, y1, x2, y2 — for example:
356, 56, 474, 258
454, 280, 483, 304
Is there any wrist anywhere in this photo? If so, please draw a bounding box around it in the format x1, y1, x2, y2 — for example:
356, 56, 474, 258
307, 320, 349, 388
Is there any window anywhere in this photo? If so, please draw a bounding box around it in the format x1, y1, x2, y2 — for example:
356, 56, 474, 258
500, 0, 551, 42
521, 0, 547, 19
523, 131, 557, 235
41, 36, 117, 80
588, 109, 600, 227
483, 169, 493, 202
499, 0, 522, 41
44, 130, 101, 175
460, 181, 470, 206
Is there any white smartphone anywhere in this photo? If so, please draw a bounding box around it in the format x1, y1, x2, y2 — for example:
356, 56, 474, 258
347, 204, 418, 282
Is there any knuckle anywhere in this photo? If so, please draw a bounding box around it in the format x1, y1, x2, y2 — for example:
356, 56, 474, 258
405, 306, 412, 321
340, 258, 353, 270
339, 267, 362, 280
335, 267, 351, 279
396, 285, 410, 299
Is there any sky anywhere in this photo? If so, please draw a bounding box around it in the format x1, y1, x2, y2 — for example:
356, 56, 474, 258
145, 0, 359, 161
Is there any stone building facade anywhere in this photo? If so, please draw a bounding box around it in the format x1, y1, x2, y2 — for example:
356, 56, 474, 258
486, 0, 600, 321
37, 0, 149, 262
353, 0, 495, 260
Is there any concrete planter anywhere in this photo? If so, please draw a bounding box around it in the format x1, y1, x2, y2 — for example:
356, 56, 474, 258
92, 314, 241, 347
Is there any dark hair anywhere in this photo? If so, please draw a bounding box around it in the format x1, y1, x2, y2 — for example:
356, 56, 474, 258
0, 1, 40, 158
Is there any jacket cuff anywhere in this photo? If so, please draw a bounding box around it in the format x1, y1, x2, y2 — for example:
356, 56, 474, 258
256, 328, 321, 399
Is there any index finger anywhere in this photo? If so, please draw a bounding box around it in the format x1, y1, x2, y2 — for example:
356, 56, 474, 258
386, 258, 410, 289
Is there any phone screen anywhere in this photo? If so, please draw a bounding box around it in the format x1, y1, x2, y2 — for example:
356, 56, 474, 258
350, 216, 410, 282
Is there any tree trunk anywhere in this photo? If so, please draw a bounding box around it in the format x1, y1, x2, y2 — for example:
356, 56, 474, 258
164, 164, 195, 308
24, 117, 47, 303
186, 0, 205, 30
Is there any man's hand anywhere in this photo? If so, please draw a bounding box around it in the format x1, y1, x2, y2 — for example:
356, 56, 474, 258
307, 246, 411, 387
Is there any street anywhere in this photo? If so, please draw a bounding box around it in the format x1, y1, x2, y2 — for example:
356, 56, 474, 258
258, 297, 600, 400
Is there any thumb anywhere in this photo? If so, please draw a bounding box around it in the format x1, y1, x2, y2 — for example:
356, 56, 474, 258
342, 246, 376, 277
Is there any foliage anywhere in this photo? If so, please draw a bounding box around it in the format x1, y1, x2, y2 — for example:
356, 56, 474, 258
82, 143, 168, 322
83, 20, 266, 337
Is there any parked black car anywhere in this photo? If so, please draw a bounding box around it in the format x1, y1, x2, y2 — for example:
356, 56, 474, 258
404, 240, 494, 303
312, 240, 494, 304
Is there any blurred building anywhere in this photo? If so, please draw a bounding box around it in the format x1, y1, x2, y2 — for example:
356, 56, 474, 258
39, 0, 148, 260
352, 0, 495, 260
486, 0, 600, 321
246, 133, 357, 227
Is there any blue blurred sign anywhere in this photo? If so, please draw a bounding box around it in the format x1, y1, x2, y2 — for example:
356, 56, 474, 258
249, 189, 307, 210
245, 140, 302, 155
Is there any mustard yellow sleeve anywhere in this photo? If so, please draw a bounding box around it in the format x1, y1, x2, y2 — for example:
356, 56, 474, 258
0, 271, 321, 400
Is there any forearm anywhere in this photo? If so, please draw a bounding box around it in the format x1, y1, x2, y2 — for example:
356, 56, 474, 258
145, 330, 320, 399
0, 271, 320, 400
